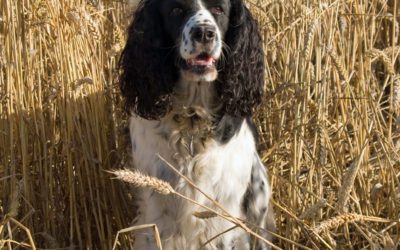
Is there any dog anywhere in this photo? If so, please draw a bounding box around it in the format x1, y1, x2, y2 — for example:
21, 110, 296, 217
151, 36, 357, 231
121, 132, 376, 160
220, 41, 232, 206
119, 0, 274, 249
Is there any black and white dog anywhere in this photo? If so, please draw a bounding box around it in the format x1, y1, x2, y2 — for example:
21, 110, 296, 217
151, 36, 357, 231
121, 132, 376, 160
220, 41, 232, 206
119, 0, 274, 249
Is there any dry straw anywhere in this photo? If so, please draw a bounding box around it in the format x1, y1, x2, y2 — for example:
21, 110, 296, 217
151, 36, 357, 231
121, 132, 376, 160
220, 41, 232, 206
314, 213, 364, 233
110, 169, 174, 195
336, 142, 368, 213
193, 211, 218, 219
303, 20, 318, 60
326, 46, 348, 81
299, 199, 327, 220
393, 77, 400, 114
1, 0, 399, 248
367, 48, 395, 75
314, 213, 394, 234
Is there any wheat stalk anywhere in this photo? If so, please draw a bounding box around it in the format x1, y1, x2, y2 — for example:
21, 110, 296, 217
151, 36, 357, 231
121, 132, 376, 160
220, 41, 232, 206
113, 24, 125, 48
327, 46, 348, 81
2, 0, 400, 248
303, 20, 318, 60
393, 77, 400, 114
110, 169, 174, 195
367, 48, 395, 75
6, 180, 22, 218
336, 138, 369, 213
314, 213, 364, 233
193, 211, 218, 219
300, 199, 327, 220
338, 15, 347, 34
383, 46, 400, 57
314, 213, 393, 234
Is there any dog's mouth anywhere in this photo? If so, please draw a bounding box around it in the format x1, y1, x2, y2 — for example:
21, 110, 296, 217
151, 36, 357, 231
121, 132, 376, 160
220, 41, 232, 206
181, 53, 217, 74
187, 53, 216, 67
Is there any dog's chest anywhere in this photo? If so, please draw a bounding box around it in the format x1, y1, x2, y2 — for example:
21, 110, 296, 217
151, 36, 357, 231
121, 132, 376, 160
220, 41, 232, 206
130, 116, 255, 201
130, 81, 256, 224
185, 120, 255, 202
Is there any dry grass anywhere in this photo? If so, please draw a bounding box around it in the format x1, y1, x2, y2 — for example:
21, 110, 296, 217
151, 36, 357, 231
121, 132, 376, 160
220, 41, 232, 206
1, 0, 399, 249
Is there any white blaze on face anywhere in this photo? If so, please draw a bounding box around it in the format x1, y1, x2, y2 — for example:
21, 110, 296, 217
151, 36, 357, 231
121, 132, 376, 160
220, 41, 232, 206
179, 6, 222, 60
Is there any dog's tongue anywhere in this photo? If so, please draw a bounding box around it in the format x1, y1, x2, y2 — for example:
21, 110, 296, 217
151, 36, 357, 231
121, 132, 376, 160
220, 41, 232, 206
188, 55, 215, 66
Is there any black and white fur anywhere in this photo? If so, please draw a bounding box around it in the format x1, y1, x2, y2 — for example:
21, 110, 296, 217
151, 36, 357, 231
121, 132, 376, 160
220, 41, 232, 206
119, 0, 274, 249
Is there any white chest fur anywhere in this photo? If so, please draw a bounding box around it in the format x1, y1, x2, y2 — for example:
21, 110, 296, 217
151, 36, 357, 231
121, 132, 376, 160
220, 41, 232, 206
129, 115, 257, 249
130, 115, 255, 195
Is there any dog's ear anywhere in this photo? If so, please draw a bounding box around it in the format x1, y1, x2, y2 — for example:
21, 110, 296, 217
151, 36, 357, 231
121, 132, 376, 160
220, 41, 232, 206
119, 0, 177, 119
216, 0, 265, 117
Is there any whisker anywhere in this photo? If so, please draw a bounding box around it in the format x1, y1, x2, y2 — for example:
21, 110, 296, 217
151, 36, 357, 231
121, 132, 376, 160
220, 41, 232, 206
222, 41, 232, 54
216, 41, 231, 70
160, 42, 180, 50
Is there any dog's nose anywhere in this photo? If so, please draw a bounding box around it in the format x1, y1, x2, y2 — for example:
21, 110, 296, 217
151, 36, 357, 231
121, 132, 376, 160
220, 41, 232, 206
192, 25, 216, 44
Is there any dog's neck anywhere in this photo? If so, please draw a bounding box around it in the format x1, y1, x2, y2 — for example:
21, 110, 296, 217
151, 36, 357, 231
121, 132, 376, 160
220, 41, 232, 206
159, 79, 245, 165
173, 79, 219, 114
162, 79, 219, 162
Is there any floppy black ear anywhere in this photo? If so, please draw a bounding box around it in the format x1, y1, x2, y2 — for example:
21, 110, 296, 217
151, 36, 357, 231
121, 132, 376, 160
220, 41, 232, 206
119, 0, 178, 119
216, 0, 265, 117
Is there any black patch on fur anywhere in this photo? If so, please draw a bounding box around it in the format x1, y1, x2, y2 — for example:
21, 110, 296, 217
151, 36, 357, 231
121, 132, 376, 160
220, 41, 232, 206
216, 0, 265, 117
214, 115, 243, 143
119, 0, 178, 119
246, 117, 259, 142
241, 183, 253, 215
158, 167, 174, 182
132, 140, 137, 151
213, 116, 259, 144
216, 242, 224, 249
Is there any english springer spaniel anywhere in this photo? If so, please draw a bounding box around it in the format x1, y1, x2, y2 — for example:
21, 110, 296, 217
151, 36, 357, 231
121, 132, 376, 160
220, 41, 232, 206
119, 0, 274, 249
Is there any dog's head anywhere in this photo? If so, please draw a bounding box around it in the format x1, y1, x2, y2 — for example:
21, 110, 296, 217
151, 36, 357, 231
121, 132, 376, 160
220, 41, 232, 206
120, 0, 264, 119
175, 1, 229, 82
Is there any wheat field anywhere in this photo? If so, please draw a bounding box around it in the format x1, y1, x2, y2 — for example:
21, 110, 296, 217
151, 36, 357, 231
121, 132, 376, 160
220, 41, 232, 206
0, 0, 399, 249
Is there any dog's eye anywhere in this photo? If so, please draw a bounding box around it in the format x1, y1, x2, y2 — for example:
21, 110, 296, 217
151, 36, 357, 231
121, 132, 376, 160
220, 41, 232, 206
170, 7, 183, 16
210, 6, 224, 15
